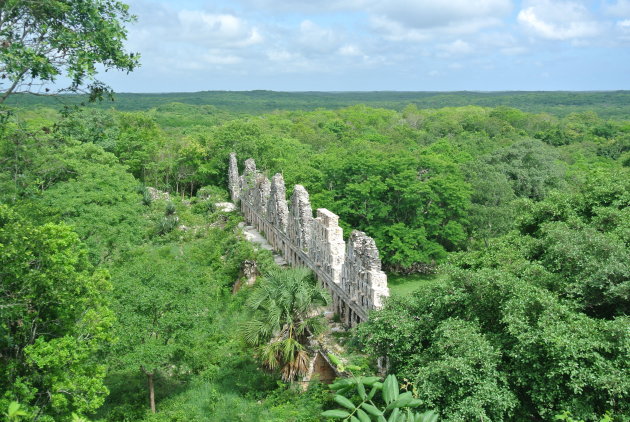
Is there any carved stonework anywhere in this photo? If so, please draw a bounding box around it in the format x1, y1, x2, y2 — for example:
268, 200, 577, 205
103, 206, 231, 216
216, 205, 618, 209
229, 153, 389, 326
228, 152, 240, 202
288, 185, 313, 252
267, 173, 289, 233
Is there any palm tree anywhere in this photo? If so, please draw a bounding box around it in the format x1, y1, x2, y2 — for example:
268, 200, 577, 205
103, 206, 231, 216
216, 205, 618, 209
241, 267, 330, 381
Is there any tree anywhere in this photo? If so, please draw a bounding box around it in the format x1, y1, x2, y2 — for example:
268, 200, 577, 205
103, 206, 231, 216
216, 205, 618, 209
241, 268, 330, 382
0, 205, 113, 421
0, 0, 138, 102
110, 245, 219, 413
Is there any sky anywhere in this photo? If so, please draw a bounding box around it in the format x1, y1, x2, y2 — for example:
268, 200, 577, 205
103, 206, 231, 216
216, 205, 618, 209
98, 0, 630, 92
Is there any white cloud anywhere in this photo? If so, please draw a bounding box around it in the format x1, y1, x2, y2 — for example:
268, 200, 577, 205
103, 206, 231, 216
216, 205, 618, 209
368, 0, 511, 42
338, 44, 364, 56
438, 39, 474, 56
177, 10, 263, 48
604, 0, 630, 17
517, 1, 601, 40
368, 0, 512, 30
297, 20, 342, 53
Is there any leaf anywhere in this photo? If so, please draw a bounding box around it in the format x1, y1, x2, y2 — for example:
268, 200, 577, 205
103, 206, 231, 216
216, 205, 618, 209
357, 379, 367, 400
383, 374, 399, 405
386, 392, 413, 410
361, 376, 382, 386
321, 409, 351, 419
361, 403, 383, 417
7, 402, 27, 418
388, 408, 401, 422
415, 410, 439, 422
407, 399, 422, 408
334, 395, 356, 411
356, 408, 371, 422
368, 385, 379, 400
350, 417, 361, 422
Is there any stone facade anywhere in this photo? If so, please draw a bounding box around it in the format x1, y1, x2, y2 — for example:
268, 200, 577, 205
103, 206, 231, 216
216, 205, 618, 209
229, 153, 389, 325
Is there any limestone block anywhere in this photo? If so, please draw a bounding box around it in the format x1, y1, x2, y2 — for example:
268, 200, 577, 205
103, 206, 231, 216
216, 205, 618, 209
288, 185, 313, 252
267, 173, 289, 233
253, 174, 271, 216
240, 158, 258, 204
341, 231, 389, 310
228, 152, 240, 202
310, 209, 345, 284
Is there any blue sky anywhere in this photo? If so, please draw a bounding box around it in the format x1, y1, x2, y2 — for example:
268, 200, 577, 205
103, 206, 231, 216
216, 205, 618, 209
99, 0, 630, 92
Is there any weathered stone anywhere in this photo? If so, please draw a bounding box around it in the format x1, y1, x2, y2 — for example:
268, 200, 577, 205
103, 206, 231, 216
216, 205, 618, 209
146, 186, 170, 201
228, 152, 240, 202
309, 209, 345, 285
288, 185, 313, 252
267, 173, 289, 233
341, 231, 389, 311
253, 174, 271, 216
229, 153, 389, 327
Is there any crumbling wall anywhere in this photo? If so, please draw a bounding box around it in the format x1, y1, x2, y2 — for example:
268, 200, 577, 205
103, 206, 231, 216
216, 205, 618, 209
232, 153, 389, 325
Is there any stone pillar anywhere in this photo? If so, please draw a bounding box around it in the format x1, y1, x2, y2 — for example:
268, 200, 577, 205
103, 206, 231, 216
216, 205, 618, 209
341, 230, 389, 311
288, 185, 313, 253
309, 209, 345, 284
239, 158, 257, 207
228, 152, 240, 203
253, 174, 271, 221
267, 173, 289, 234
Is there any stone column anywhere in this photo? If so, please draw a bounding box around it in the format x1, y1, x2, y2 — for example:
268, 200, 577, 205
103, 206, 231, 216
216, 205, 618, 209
228, 152, 240, 202
288, 185, 313, 253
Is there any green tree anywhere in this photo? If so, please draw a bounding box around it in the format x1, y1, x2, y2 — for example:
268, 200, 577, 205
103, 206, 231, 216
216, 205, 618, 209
0, 0, 138, 102
0, 205, 113, 421
242, 268, 330, 382
110, 245, 220, 413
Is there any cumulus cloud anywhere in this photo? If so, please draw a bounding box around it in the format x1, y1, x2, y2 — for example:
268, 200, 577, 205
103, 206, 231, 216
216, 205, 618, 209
368, 0, 512, 30
368, 0, 512, 42
517, 0, 602, 40
177, 10, 262, 48
298, 20, 342, 53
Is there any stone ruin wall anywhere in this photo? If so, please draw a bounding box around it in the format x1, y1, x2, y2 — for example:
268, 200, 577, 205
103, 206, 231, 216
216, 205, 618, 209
229, 153, 389, 325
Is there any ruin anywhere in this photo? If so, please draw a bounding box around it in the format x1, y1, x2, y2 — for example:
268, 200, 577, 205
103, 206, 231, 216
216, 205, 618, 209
229, 153, 389, 325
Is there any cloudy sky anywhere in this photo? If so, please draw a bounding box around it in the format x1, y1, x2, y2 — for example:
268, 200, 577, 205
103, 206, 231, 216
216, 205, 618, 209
100, 0, 630, 92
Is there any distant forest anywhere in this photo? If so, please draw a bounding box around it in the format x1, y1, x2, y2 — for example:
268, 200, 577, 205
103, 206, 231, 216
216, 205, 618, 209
7, 90, 630, 118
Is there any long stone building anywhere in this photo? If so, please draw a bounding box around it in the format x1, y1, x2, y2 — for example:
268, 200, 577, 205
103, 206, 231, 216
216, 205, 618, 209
229, 153, 389, 325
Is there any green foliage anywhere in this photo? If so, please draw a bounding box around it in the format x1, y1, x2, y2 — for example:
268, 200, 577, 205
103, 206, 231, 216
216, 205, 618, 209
21, 142, 146, 264
0, 205, 113, 421
242, 268, 330, 381
322, 374, 438, 422
357, 268, 629, 421
4, 402, 28, 421
0, 0, 138, 102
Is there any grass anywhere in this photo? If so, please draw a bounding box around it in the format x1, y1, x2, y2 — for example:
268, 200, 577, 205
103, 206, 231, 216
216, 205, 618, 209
387, 272, 447, 297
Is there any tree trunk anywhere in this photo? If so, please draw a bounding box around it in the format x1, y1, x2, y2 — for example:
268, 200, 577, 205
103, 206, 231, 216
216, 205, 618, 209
147, 371, 156, 413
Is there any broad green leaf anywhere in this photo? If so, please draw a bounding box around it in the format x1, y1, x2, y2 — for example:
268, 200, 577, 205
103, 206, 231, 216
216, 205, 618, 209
415, 411, 439, 422
357, 379, 367, 400
334, 394, 356, 410
361, 376, 382, 386
407, 399, 422, 408
386, 392, 413, 410
361, 403, 383, 416
356, 408, 371, 422
321, 409, 351, 419
388, 408, 401, 422
383, 374, 399, 405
